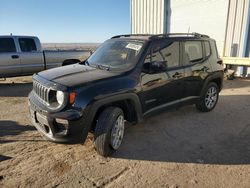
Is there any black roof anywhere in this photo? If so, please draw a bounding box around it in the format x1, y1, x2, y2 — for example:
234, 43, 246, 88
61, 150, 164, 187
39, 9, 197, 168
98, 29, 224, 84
111, 32, 210, 41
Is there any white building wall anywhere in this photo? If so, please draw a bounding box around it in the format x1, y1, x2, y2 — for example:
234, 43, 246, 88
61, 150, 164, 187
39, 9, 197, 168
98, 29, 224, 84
131, 0, 250, 61
169, 0, 229, 55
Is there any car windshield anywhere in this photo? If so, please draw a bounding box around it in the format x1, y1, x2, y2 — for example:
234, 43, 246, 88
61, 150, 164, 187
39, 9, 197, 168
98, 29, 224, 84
86, 40, 145, 71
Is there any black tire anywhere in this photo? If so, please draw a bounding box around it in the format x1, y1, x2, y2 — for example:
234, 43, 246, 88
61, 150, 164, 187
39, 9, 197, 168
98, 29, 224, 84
94, 107, 124, 157
196, 82, 219, 112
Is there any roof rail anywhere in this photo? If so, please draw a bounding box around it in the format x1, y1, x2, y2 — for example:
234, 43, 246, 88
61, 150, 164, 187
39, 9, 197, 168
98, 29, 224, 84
111, 32, 210, 39
111, 34, 153, 39
149, 32, 210, 39
191, 32, 210, 38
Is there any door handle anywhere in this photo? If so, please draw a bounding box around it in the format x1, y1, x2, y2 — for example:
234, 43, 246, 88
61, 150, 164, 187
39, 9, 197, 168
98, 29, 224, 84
11, 55, 19, 59
172, 72, 182, 78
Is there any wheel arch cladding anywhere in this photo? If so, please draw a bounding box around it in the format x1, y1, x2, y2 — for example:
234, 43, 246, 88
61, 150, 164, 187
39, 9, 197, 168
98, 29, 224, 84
89, 93, 143, 130
201, 72, 223, 95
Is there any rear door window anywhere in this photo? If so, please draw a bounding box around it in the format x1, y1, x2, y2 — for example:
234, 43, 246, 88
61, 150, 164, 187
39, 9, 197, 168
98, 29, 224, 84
0, 38, 16, 53
184, 41, 203, 64
19, 38, 37, 52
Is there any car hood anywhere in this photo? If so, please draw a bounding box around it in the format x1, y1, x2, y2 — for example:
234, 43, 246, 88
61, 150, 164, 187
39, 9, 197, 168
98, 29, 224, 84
37, 64, 120, 87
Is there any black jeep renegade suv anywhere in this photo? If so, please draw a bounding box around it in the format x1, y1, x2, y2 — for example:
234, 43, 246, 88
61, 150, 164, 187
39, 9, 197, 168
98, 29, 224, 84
29, 33, 224, 156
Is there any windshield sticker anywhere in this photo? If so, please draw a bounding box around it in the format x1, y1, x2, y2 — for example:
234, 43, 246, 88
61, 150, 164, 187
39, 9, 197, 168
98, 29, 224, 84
126, 43, 142, 51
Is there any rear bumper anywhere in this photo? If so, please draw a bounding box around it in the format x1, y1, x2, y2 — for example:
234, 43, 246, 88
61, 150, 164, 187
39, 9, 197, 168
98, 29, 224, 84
28, 93, 90, 143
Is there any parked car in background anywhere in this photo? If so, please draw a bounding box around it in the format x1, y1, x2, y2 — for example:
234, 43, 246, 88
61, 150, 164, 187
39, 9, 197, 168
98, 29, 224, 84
29, 33, 224, 156
0, 35, 92, 78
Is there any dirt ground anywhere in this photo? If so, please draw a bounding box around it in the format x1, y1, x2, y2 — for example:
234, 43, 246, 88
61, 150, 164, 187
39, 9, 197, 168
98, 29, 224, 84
0, 76, 250, 188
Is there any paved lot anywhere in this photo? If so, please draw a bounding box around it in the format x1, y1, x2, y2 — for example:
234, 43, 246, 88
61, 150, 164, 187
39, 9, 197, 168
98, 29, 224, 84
0, 76, 250, 188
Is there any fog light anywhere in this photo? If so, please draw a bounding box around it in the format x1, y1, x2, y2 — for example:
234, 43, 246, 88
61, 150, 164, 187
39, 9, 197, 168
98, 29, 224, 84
55, 118, 69, 125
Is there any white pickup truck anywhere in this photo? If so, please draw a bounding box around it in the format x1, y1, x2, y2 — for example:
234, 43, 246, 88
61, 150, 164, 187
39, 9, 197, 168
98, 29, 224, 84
0, 35, 92, 78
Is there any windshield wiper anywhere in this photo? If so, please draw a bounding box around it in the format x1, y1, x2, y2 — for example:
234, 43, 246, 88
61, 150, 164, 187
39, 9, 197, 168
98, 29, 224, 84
92, 64, 111, 71
98, 64, 111, 70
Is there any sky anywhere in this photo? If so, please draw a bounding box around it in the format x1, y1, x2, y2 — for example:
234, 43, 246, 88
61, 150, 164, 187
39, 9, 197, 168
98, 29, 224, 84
0, 0, 130, 43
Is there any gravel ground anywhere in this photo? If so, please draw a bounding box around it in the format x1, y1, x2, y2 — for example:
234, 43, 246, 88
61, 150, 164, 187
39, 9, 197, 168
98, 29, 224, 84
0, 76, 250, 188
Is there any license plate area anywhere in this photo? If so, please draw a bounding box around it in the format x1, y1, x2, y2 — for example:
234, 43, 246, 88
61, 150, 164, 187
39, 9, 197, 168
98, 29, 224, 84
30, 108, 51, 134
30, 108, 36, 122
36, 112, 49, 126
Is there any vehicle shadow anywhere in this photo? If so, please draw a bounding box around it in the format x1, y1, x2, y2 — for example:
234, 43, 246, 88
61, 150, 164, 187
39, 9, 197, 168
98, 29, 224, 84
0, 82, 32, 97
0, 154, 12, 162
0, 121, 35, 139
113, 95, 250, 165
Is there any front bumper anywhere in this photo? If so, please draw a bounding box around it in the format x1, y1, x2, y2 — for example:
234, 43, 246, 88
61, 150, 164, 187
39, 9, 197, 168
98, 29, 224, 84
29, 93, 90, 143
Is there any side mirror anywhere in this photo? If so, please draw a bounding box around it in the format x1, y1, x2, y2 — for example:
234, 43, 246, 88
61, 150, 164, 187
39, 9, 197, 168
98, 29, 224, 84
142, 61, 167, 74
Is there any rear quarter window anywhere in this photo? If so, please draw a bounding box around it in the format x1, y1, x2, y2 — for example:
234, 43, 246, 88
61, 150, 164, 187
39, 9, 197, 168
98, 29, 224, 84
204, 41, 211, 57
210, 40, 219, 58
0, 38, 16, 53
184, 41, 203, 64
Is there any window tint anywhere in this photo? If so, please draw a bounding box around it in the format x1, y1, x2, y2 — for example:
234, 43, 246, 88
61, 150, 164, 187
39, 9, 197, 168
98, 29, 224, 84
149, 41, 180, 68
19, 38, 37, 52
0, 38, 16, 53
204, 41, 211, 57
184, 41, 203, 63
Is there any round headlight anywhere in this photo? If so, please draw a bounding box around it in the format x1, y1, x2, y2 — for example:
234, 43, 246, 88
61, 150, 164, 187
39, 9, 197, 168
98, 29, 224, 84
56, 91, 65, 105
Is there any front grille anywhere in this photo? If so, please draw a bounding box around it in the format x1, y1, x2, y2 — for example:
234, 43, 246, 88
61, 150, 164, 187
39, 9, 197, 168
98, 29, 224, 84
33, 80, 50, 104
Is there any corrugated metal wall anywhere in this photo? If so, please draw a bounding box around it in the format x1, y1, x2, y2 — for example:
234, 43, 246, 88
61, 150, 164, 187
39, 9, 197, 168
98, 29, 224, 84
246, 26, 250, 75
131, 0, 167, 34
131, 0, 250, 60
223, 0, 250, 76
246, 25, 250, 57
131, 0, 229, 55
224, 0, 250, 57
